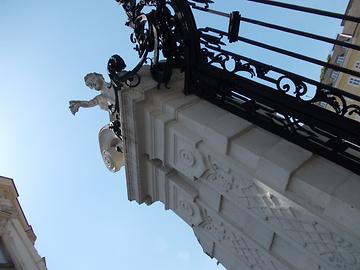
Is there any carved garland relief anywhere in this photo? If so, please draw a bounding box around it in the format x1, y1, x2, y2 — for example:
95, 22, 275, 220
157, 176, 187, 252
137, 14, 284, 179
206, 160, 235, 193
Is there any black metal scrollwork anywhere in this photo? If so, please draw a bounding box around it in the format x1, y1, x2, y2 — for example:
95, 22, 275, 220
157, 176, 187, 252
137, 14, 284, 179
110, 0, 360, 174
312, 87, 360, 119
188, 0, 213, 9
193, 24, 360, 174
114, 0, 195, 88
276, 76, 308, 98
199, 28, 360, 119
106, 0, 202, 126
201, 48, 256, 77
200, 32, 225, 49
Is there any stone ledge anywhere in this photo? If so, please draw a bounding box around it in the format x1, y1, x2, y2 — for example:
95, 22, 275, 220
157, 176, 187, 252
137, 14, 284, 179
229, 127, 281, 170
288, 156, 360, 238
289, 156, 351, 211
255, 140, 312, 191
178, 100, 227, 137
324, 173, 360, 237
203, 113, 252, 155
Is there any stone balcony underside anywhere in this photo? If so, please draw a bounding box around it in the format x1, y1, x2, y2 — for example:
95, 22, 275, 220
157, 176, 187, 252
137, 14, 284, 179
120, 67, 360, 270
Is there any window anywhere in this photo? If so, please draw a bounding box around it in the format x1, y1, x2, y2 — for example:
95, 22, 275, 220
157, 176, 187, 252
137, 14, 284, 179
354, 61, 360, 70
348, 76, 360, 87
344, 37, 352, 44
341, 35, 352, 49
336, 55, 345, 65
331, 71, 339, 80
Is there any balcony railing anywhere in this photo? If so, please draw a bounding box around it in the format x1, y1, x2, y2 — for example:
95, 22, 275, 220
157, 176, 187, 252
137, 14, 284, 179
110, 0, 360, 175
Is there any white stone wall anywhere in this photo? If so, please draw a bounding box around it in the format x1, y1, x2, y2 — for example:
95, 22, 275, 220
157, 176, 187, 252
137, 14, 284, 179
121, 68, 360, 270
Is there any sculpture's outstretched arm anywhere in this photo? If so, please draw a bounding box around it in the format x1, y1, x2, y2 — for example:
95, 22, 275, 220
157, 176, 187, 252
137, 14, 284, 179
69, 97, 99, 115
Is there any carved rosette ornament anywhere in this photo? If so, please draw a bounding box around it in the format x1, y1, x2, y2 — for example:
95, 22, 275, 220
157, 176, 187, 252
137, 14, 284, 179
178, 200, 195, 217
169, 177, 204, 226
178, 149, 196, 167
172, 130, 206, 179
175, 198, 203, 227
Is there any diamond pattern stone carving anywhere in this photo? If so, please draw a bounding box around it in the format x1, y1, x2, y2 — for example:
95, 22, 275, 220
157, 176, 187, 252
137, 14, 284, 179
200, 212, 286, 270
204, 156, 360, 270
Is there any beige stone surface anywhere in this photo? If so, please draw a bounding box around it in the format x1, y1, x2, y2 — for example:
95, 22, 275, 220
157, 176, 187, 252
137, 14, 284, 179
0, 176, 47, 270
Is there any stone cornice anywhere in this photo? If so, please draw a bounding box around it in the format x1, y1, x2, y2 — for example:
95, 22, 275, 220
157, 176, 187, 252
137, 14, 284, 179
120, 67, 184, 202
0, 177, 36, 243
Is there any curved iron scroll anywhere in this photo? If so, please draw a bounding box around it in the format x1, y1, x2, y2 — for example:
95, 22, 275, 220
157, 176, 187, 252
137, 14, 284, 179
113, 0, 199, 91
111, 0, 360, 175
107, 0, 200, 140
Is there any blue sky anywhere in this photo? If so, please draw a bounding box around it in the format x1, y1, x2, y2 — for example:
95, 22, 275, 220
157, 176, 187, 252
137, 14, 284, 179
0, 1, 348, 269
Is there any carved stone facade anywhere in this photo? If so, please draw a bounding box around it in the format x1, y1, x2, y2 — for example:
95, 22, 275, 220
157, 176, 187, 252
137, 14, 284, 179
120, 67, 360, 270
0, 176, 47, 270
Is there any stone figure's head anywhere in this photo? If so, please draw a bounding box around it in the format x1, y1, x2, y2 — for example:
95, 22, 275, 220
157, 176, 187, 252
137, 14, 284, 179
84, 72, 105, 91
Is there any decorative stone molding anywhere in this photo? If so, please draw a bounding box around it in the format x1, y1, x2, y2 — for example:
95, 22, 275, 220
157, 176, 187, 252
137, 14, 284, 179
178, 149, 196, 167
167, 97, 360, 269
196, 206, 289, 270
120, 66, 185, 202
0, 219, 10, 237
168, 175, 203, 226
120, 66, 360, 270
169, 124, 206, 180
0, 198, 14, 214
206, 156, 235, 193
202, 154, 360, 269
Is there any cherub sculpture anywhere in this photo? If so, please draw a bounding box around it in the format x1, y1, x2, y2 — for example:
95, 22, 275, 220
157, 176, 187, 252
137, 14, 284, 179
69, 72, 116, 115
69, 56, 129, 172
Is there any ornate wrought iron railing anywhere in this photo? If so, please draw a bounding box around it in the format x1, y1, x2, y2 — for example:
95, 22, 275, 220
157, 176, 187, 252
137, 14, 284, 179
111, 0, 360, 175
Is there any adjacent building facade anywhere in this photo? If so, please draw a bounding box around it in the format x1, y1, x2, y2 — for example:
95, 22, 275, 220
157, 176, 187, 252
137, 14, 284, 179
321, 0, 360, 120
0, 176, 46, 270
117, 66, 360, 270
